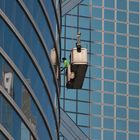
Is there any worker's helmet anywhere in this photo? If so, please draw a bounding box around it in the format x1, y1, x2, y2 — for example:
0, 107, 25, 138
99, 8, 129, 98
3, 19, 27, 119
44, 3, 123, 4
62, 57, 66, 61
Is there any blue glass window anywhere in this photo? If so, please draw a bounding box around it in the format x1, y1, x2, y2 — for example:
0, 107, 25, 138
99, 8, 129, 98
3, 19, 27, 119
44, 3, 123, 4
129, 85, 139, 96
116, 83, 126, 94
104, 33, 114, 44
116, 47, 127, 57
116, 59, 126, 70
78, 102, 89, 114
129, 1, 139, 12
104, 45, 114, 56
92, 7, 102, 18
104, 81, 114, 92
129, 73, 139, 83
92, 0, 102, 6
116, 95, 126, 106
129, 134, 139, 140
129, 97, 139, 108
116, 120, 126, 131
129, 49, 139, 59
116, 107, 126, 118
65, 100, 76, 112
91, 55, 101, 66
117, 23, 127, 34
104, 0, 114, 8
91, 67, 101, 78
92, 79, 101, 90
104, 57, 114, 68
104, 93, 114, 104
66, 15, 77, 27
129, 13, 139, 24
91, 129, 101, 140
104, 21, 114, 32
79, 17, 89, 28
129, 109, 139, 120
79, 5, 90, 17
104, 118, 114, 129
129, 25, 139, 36
92, 104, 101, 115
129, 121, 139, 132
78, 114, 89, 126
91, 31, 102, 42
116, 132, 126, 140
129, 36, 139, 48
104, 106, 114, 117
104, 130, 114, 140
91, 92, 101, 103
91, 43, 102, 54
116, 71, 127, 82
104, 69, 114, 80
104, 9, 114, 20
91, 19, 102, 30
117, 35, 127, 46
91, 116, 101, 127
117, 11, 127, 22
117, 0, 127, 10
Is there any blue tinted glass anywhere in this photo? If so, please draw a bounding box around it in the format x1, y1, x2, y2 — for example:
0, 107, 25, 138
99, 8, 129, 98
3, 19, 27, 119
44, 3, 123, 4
129, 121, 139, 132
91, 67, 101, 78
129, 85, 139, 96
117, 71, 127, 82
117, 35, 127, 46
91, 19, 102, 30
79, 5, 90, 16
129, 60, 139, 71
129, 73, 139, 83
91, 43, 102, 54
129, 1, 139, 12
104, 106, 114, 117
116, 107, 126, 118
104, 69, 114, 80
92, 104, 101, 115
78, 114, 89, 126
129, 25, 139, 36
117, 11, 127, 22
104, 9, 114, 20
116, 120, 126, 130
104, 0, 114, 8
129, 37, 139, 48
129, 13, 139, 24
79, 17, 89, 28
104, 81, 114, 92
104, 93, 114, 104
78, 102, 89, 114
129, 49, 139, 59
91, 31, 102, 42
104, 33, 114, 44
117, 0, 127, 10
104, 118, 114, 129
104, 21, 114, 32
65, 100, 76, 112
116, 83, 126, 94
91, 116, 101, 127
104, 45, 114, 56
117, 23, 127, 34
117, 47, 127, 58
129, 109, 139, 120
116, 95, 126, 106
92, 0, 102, 6
92, 7, 102, 18
129, 134, 139, 140
129, 97, 139, 108
91, 92, 101, 103
91, 55, 101, 66
91, 129, 101, 140
104, 130, 114, 140
116, 132, 126, 140
117, 59, 126, 69
104, 57, 114, 68
92, 79, 101, 90
67, 15, 77, 27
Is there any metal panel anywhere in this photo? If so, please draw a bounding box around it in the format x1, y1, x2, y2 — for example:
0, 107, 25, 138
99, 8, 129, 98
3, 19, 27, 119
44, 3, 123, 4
60, 108, 90, 140
61, 0, 84, 16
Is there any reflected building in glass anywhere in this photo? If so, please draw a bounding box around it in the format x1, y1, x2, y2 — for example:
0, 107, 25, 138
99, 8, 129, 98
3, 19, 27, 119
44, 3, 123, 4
60, 0, 139, 140
0, 0, 61, 140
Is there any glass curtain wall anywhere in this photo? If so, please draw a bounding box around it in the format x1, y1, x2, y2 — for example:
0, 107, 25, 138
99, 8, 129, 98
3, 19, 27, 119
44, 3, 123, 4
60, 0, 139, 140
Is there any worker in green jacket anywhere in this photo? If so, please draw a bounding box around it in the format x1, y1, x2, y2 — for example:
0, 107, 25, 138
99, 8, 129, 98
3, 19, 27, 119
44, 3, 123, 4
61, 57, 69, 72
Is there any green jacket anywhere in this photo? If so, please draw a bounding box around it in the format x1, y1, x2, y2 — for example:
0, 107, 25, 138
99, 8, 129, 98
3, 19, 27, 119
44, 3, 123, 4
64, 60, 69, 68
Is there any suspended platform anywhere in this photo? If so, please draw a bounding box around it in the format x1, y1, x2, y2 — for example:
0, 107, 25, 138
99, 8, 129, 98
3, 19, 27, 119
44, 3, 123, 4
66, 48, 88, 89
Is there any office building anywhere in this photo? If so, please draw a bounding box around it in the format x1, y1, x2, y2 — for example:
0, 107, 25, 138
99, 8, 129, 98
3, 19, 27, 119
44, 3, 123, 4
0, 0, 61, 140
60, 0, 139, 140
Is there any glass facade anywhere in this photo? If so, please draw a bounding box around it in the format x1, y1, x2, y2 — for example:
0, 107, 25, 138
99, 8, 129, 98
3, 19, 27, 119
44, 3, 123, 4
0, 0, 61, 140
60, 0, 139, 140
